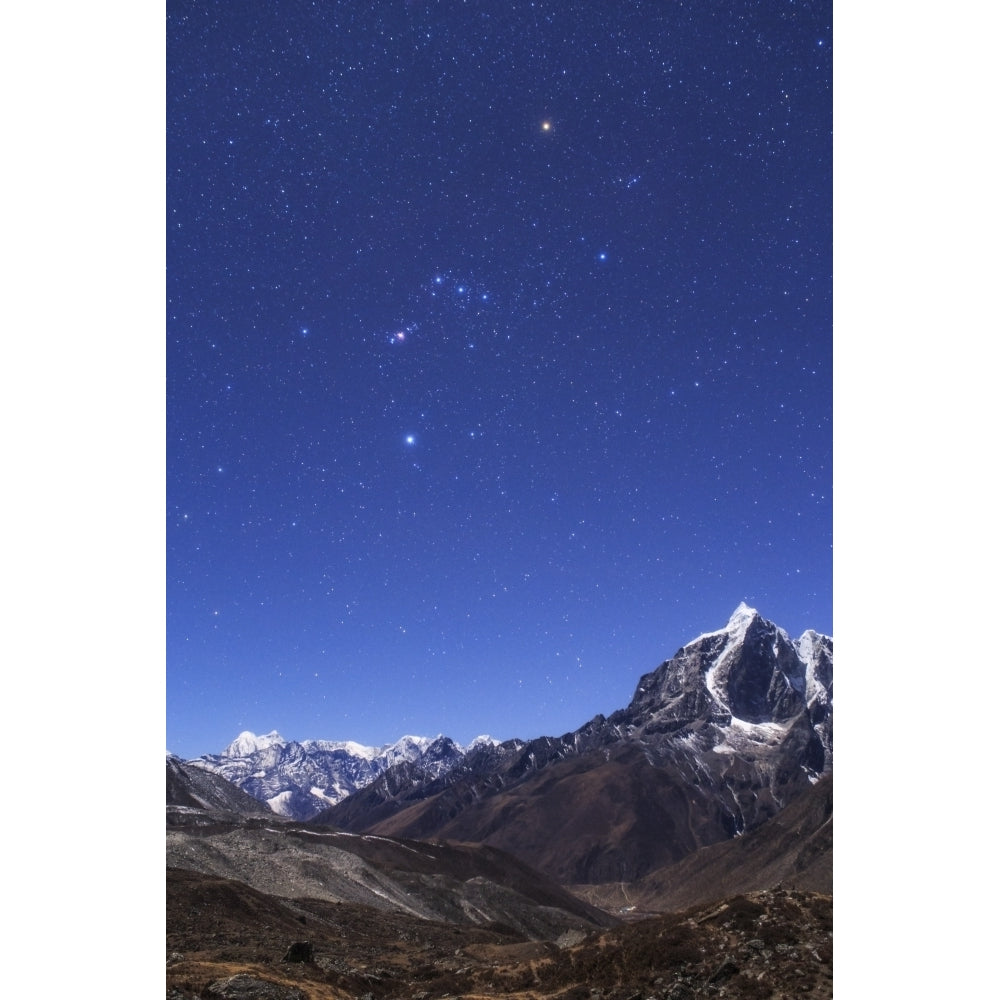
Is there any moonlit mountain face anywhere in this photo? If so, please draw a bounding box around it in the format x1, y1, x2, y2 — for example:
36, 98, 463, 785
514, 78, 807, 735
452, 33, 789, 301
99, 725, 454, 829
616, 602, 832, 773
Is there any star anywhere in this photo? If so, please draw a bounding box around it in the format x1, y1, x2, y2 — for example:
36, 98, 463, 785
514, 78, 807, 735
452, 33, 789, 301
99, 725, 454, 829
167, 0, 832, 762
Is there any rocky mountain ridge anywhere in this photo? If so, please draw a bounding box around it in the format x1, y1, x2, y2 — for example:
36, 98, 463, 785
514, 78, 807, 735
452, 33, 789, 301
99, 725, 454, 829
314, 604, 832, 884
189, 731, 497, 821
181, 604, 832, 887
166, 755, 274, 820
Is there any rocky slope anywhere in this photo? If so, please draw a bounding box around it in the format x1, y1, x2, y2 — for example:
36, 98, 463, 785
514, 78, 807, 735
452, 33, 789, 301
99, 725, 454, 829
571, 773, 833, 916
167, 809, 614, 940
167, 755, 274, 821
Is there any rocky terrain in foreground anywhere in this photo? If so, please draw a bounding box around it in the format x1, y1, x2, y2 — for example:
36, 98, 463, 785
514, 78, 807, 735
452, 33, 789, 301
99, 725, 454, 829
167, 867, 831, 1000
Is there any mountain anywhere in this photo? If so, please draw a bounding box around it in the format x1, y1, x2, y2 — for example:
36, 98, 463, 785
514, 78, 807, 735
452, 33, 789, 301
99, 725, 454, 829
166, 755, 273, 821
188, 730, 496, 821
220, 729, 286, 758
167, 605, 833, 998
634, 770, 833, 910
570, 772, 833, 915
315, 604, 832, 885
178, 604, 832, 886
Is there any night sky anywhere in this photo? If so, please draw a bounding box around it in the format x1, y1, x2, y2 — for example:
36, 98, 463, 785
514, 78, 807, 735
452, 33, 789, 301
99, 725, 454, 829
167, 0, 832, 760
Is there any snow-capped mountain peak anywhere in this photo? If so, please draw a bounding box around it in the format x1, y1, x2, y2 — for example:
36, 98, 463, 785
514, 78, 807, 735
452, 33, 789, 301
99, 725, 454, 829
376, 735, 434, 769
192, 729, 476, 820
463, 734, 498, 752
684, 602, 761, 650
301, 738, 379, 759
726, 601, 759, 631
222, 730, 286, 758
620, 605, 831, 766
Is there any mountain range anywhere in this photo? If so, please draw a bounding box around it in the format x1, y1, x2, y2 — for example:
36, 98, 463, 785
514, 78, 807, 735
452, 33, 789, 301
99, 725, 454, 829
168, 604, 833, 998
187, 729, 498, 820
314, 603, 831, 884
182, 603, 831, 884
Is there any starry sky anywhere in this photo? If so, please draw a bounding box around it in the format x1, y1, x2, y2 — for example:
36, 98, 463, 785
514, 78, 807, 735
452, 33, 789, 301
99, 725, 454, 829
167, 0, 832, 760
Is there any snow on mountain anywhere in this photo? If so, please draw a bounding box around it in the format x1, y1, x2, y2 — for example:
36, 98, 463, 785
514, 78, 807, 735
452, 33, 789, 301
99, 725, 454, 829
301, 739, 381, 760
167, 756, 273, 817
314, 606, 832, 884
186, 607, 829, 829
618, 604, 833, 781
190, 730, 487, 820
464, 734, 499, 753
222, 730, 286, 758
685, 601, 758, 649
379, 735, 434, 768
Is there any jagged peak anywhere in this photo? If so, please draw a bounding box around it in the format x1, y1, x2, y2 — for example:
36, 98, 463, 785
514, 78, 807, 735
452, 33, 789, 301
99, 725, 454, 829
727, 602, 760, 630
683, 603, 762, 650
424, 734, 459, 750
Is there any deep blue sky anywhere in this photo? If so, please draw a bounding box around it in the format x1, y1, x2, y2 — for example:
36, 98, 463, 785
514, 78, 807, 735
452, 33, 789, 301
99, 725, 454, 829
167, 0, 831, 760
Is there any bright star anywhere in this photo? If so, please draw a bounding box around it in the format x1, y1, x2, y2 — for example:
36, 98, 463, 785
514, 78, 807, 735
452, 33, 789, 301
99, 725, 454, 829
405, 434, 416, 446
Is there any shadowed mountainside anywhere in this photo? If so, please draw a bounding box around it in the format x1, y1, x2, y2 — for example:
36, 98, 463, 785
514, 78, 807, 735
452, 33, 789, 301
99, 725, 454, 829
570, 773, 832, 916
167, 756, 274, 819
